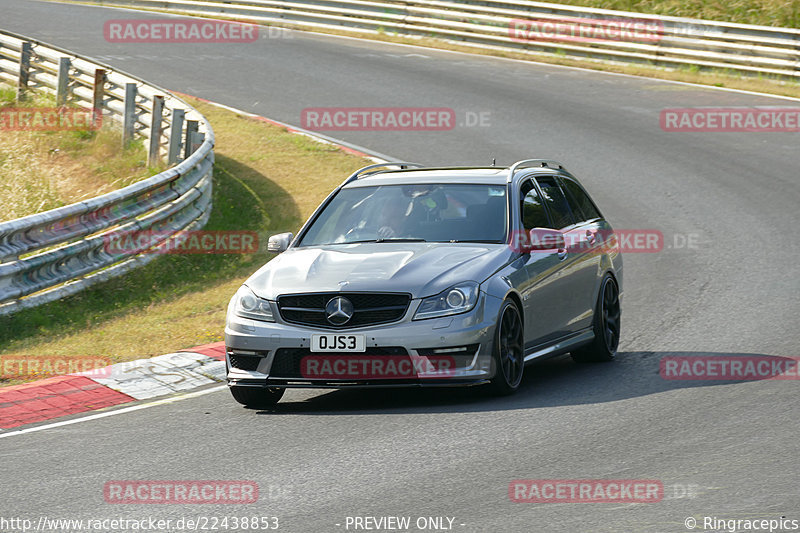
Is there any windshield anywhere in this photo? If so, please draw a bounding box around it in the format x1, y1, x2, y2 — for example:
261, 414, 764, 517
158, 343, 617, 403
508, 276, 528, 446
298, 183, 507, 246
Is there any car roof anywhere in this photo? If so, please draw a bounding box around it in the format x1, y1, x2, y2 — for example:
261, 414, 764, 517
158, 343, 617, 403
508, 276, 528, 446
346, 167, 561, 188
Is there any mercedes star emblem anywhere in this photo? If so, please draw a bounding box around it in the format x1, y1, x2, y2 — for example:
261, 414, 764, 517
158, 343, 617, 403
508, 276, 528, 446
325, 296, 354, 325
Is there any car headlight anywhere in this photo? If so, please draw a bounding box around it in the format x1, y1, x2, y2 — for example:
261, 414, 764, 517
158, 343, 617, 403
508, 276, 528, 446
233, 285, 274, 322
414, 282, 480, 320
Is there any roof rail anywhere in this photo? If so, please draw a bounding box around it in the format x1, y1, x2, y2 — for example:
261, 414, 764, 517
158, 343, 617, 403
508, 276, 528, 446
506, 159, 566, 182
343, 162, 425, 185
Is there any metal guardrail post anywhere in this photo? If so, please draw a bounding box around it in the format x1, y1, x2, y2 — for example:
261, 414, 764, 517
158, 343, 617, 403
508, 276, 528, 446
16, 41, 32, 102
123, 82, 137, 147
184, 120, 199, 160
92, 68, 107, 125
168, 108, 186, 165
192, 131, 205, 155
148, 95, 165, 166
56, 57, 71, 106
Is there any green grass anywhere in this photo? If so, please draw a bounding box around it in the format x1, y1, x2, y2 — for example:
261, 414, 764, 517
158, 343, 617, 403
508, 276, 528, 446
0, 97, 369, 384
0, 86, 157, 222
0, 85, 17, 106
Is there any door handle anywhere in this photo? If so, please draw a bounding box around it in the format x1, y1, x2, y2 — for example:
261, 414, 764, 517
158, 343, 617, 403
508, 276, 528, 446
557, 248, 567, 260
586, 230, 596, 244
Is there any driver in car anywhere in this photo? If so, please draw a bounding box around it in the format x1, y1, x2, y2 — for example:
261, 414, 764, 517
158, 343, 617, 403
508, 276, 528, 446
376, 199, 410, 239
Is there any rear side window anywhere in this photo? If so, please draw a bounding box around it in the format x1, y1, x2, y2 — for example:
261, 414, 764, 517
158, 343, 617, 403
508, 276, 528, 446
535, 176, 576, 229
561, 178, 602, 222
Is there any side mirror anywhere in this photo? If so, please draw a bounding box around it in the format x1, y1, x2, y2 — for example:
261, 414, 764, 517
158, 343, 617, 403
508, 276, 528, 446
267, 232, 294, 253
528, 228, 565, 250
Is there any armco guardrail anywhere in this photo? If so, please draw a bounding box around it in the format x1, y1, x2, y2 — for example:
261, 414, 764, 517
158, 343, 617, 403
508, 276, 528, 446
89, 0, 800, 78
0, 29, 214, 316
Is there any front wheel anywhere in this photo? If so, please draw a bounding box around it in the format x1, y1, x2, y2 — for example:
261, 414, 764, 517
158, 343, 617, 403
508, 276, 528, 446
230, 386, 285, 408
571, 274, 620, 363
489, 299, 525, 396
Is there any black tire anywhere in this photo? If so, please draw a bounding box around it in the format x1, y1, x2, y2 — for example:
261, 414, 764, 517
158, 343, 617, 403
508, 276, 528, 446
489, 299, 525, 396
229, 386, 285, 408
572, 274, 620, 363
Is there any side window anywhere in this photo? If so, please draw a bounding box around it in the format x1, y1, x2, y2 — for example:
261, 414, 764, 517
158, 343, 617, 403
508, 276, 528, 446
535, 176, 576, 229
520, 180, 549, 231
560, 178, 602, 222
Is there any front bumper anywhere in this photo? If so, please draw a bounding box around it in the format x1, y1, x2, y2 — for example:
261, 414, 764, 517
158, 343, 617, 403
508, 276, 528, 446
224, 292, 503, 388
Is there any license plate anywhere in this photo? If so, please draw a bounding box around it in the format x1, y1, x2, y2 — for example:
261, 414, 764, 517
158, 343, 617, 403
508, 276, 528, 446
311, 334, 366, 353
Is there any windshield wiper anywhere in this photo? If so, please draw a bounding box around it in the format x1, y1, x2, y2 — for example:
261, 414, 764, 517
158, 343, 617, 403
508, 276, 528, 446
343, 238, 428, 244
447, 239, 504, 244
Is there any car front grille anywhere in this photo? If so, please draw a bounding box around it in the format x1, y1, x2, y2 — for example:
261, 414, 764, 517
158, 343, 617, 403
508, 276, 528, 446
277, 293, 411, 329
270, 347, 408, 378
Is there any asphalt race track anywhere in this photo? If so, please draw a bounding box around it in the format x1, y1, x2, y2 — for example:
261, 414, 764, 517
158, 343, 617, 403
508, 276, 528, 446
1, 0, 799, 531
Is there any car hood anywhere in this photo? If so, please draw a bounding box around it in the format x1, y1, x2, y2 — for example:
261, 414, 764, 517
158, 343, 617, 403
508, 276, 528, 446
246, 242, 513, 300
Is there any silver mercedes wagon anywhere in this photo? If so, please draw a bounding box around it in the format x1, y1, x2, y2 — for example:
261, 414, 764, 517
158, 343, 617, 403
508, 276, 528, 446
224, 160, 622, 407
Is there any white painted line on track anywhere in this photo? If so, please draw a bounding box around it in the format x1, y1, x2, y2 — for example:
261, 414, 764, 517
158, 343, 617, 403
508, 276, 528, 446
0, 385, 227, 440
188, 97, 392, 162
